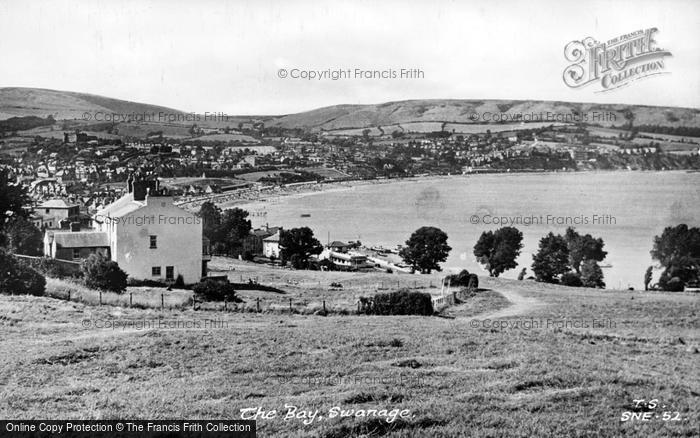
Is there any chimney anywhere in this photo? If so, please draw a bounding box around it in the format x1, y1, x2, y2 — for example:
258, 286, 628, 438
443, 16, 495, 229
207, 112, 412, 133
70, 222, 80, 232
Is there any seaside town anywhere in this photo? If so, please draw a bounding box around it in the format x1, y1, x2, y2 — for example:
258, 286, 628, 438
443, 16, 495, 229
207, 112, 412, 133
1, 113, 699, 285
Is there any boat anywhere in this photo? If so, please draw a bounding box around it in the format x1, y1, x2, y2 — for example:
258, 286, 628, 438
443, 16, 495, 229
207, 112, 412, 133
599, 262, 613, 268
300, 213, 311, 218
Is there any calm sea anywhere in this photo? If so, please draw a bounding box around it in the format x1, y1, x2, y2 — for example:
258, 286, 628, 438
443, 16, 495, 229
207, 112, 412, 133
247, 171, 700, 289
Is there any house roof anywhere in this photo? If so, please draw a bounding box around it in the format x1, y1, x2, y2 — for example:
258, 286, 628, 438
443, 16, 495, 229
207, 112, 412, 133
39, 199, 77, 209
53, 231, 110, 248
263, 230, 280, 242
94, 193, 145, 218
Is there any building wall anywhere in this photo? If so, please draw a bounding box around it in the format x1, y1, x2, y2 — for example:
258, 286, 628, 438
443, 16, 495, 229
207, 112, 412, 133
113, 197, 203, 284
263, 241, 279, 258
53, 246, 109, 261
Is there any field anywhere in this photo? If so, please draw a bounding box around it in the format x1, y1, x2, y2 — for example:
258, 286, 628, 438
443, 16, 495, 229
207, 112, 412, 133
1, 260, 698, 437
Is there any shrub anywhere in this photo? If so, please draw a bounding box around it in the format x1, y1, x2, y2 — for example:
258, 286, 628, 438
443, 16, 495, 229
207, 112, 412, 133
468, 273, 479, 290
362, 289, 433, 316
445, 269, 471, 287
242, 250, 254, 261
659, 276, 685, 292
560, 272, 583, 287
81, 254, 127, 293
0, 250, 46, 296
193, 279, 239, 301
174, 274, 185, 288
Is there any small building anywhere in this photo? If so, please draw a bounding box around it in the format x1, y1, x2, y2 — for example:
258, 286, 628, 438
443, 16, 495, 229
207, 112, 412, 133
36, 199, 80, 229
262, 230, 281, 258
44, 229, 110, 261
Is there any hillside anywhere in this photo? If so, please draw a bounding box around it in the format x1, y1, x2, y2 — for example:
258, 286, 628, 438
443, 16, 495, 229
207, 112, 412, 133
0, 87, 187, 121
272, 99, 700, 131
0, 264, 697, 437
1, 87, 699, 132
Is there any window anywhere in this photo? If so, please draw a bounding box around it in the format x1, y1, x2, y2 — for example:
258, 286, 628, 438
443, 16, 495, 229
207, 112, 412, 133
166, 266, 174, 280
152, 266, 161, 276
72, 249, 80, 260
150, 235, 157, 249
45, 209, 50, 214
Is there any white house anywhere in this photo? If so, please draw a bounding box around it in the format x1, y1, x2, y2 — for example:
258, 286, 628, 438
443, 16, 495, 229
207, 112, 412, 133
90, 175, 209, 283
262, 230, 280, 258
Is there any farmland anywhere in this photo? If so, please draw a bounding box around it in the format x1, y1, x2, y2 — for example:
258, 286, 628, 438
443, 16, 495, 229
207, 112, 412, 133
0, 262, 697, 437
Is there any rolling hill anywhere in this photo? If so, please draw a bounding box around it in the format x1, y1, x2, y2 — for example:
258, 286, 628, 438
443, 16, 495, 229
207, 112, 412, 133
0, 87, 187, 121
1, 87, 699, 132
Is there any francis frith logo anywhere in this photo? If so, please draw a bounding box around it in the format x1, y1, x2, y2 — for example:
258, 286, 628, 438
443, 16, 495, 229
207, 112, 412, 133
563, 27, 672, 92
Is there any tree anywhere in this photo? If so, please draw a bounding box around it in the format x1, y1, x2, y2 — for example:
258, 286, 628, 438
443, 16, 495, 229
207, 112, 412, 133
0, 249, 46, 296
644, 266, 653, 291
564, 227, 607, 274
473, 226, 523, 277
4, 217, 43, 256
0, 168, 30, 245
580, 259, 605, 288
80, 254, 127, 293
218, 208, 252, 254
197, 201, 223, 242
532, 232, 570, 282
651, 224, 700, 290
399, 226, 451, 274
279, 227, 322, 269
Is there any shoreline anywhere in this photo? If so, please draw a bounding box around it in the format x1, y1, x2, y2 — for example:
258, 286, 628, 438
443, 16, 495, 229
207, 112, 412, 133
206, 168, 693, 212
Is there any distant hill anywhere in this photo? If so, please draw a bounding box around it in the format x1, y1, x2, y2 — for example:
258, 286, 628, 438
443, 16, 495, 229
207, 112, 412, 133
1, 87, 698, 132
271, 99, 700, 131
0, 87, 187, 121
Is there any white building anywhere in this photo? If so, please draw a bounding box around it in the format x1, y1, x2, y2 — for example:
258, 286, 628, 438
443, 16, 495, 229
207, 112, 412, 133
91, 176, 209, 283
262, 231, 280, 258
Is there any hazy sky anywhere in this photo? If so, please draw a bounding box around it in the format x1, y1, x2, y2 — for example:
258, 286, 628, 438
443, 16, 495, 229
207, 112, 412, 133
1, 0, 699, 114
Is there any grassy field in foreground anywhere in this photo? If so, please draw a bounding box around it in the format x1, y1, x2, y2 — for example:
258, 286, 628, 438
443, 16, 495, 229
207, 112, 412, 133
0, 271, 698, 437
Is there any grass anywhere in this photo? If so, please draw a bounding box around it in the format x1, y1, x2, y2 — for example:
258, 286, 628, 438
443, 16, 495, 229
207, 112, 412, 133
45, 278, 193, 310
1, 269, 698, 437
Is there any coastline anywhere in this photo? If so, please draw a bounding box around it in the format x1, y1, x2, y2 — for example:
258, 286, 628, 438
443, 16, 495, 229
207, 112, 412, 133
193, 168, 693, 212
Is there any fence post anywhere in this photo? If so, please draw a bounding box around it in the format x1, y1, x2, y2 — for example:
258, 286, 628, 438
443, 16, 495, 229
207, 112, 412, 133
323, 300, 326, 313
256, 297, 260, 313
289, 298, 293, 312
99, 291, 102, 305
129, 293, 133, 307
224, 298, 227, 311
161, 293, 164, 310
67, 290, 71, 301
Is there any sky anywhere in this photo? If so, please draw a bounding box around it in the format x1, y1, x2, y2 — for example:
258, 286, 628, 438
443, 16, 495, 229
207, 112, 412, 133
0, 0, 699, 115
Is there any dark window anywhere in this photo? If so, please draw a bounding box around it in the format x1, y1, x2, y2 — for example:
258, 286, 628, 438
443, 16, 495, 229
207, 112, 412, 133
152, 266, 161, 276
166, 266, 174, 280
45, 209, 50, 214
72, 249, 80, 260
150, 235, 157, 248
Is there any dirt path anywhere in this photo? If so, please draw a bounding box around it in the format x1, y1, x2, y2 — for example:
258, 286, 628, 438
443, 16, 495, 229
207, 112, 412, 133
457, 288, 546, 322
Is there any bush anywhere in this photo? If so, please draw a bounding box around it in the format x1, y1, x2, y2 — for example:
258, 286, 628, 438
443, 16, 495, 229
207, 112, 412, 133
362, 289, 433, 316
560, 272, 583, 287
0, 250, 46, 296
242, 250, 254, 261
660, 276, 685, 292
445, 269, 471, 287
174, 274, 185, 288
193, 279, 239, 301
81, 254, 127, 293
